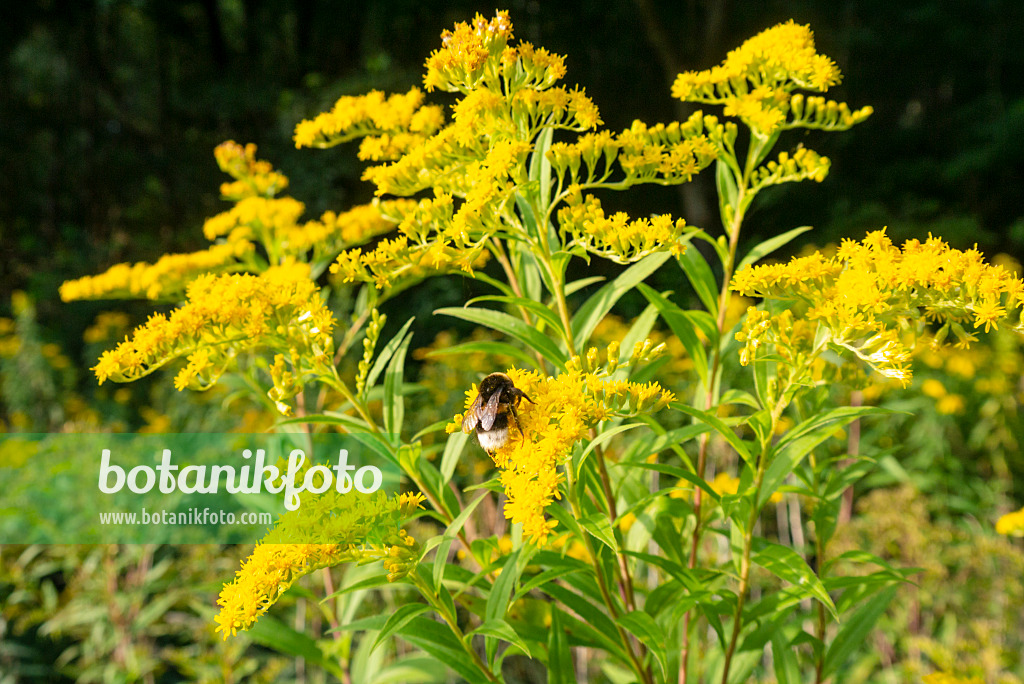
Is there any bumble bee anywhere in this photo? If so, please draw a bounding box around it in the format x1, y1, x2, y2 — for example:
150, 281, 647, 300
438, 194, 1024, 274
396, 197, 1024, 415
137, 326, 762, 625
462, 372, 534, 454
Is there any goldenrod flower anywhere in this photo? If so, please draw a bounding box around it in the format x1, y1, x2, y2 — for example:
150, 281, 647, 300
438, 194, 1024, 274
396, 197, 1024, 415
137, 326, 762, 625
733, 229, 1024, 385
449, 365, 673, 545
214, 140, 289, 199
423, 11, 515, 93
557, 191, 689, 263
672, 20, 872, 137
92, 267, 332, 392
59, 242, 254, 302
301, 11, 715, 291
293, 88, 444, 151
215, 490, 424, 638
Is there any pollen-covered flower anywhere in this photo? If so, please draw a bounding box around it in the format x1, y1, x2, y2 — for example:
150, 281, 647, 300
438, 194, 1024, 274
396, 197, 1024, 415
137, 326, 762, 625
59, 242, 254, 302
557, 191, 689, 263
733, 229, 1024, 385
215, 490, 423, 638
423, 11, 514, 93
92, 266, 333, 392
293, 88, 444, 151
672, 20, 872, 137
448, 365, 673, 545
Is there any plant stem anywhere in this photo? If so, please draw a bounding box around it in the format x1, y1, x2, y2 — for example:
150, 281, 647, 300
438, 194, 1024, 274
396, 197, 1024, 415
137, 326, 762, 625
565, 462, 654, 684
680, 183, 748, 684
720, 381, 793, 684
412, 573, 502, 684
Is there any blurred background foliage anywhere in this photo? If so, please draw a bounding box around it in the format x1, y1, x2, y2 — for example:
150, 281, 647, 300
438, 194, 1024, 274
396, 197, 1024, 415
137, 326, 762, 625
2, 0, 1024, 682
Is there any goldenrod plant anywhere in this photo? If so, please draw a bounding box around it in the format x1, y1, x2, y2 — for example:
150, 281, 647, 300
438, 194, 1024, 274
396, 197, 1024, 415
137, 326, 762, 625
61, 11, 1024, 683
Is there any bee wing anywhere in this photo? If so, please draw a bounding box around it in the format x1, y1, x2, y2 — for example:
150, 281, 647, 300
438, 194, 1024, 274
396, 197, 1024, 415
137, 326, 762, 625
462, 392, 484, 433
479, 388, 503, 431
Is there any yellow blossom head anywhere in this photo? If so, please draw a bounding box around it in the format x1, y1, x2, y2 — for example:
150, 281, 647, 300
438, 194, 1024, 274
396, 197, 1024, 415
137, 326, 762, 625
672, 21, 871, 137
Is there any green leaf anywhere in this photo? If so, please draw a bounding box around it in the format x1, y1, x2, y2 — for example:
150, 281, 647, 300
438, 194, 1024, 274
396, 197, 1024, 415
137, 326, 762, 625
515, 193, 540, 240
546, 502, 585, 540
485, 549, 523, 664
398, 616, 491, 684
752, 129, 782, 167
464, 270, 516, 297
751, 538, 837, 619
616, 303, 659, 372
626, 461, 719, 503
547, 608, 573, 684
513, 565, 584, 602
571, 252, 671, 351
426, 340, 537, 370
383, 331, 413, 439
368, 655, 448, 684
616, 611, 669, 679
821, 585, 898, 679
564, 275, 606, 296
715, 158, 739, 214
575, 423, 643, 477
275, 412, 370, 432
373, 604, 431, 653
671, 402, 752, 464
324, 572, 392, 599
471, 618, 530, 658
531, 127, 555, 215
578, 512, 617, 552
676, 243, 720, 316
335, 615, 388, 633
467, 295, 567, 343
439, 430, 470, 485
367, 317, 416, 391
486, 549, 521, 623
540, 584, 627, 660
736, 225, 813, 272
247, 614, 345, 679
444, 492, 488, 540
761, 406, 889, 506
436, 306, 566, 370
636, 284, 711, 387
432, 537, 456, 593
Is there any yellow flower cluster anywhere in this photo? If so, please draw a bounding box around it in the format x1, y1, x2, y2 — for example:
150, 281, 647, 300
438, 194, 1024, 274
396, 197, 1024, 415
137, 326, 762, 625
214, 543, 348, 638
214, 140, 289, 199
547, 113, 720, 192
298, 11, 666, 290
293, 88, 444, 154
59, 242, 254, 302
92, 265, 332, 392
615, 118, 719, 183
732, 229, 1024, 384
749, 145, 831, 189
203, 195, 305, 242
996, 507, 1024, 536
448, 365, 673, 545
557, 190, 689, 263
423, 11, 515, 93
215, 490, 425, 638
330, 192, 492, 289
672, 21, 872, 136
